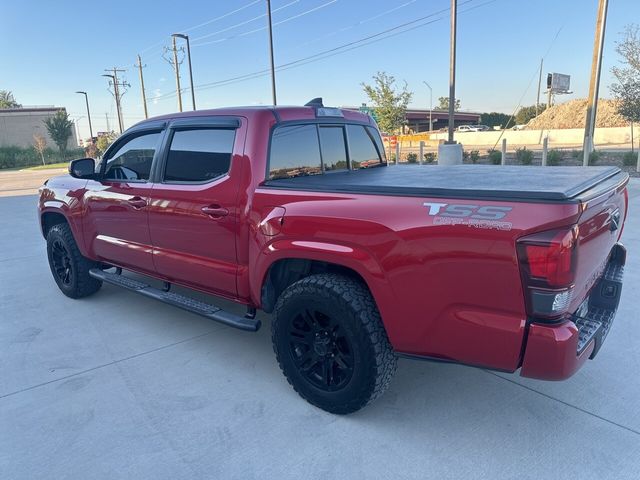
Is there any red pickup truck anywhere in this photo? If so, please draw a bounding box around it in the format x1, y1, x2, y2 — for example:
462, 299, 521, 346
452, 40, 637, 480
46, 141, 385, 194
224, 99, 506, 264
38, 100, 628, 414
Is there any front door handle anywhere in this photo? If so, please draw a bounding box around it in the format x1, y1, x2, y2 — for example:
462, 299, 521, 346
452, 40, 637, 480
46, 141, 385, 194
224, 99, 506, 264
128, 197, 147, 209
202, 205, 229, 218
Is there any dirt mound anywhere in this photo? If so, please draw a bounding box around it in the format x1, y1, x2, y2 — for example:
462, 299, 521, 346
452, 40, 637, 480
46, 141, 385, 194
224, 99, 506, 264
526, 98, 628, 130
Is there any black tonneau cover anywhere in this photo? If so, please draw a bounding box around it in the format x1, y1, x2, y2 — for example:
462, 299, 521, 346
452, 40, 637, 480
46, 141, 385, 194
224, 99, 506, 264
263, 165, 625, 202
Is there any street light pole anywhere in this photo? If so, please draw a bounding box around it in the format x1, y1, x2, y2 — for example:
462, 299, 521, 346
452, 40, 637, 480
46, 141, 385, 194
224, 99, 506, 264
423, 81, 432, 131
266, 0, 277, 105
75, 91, 93, 141
447, 0, 458, 143
172, 33, 196, 110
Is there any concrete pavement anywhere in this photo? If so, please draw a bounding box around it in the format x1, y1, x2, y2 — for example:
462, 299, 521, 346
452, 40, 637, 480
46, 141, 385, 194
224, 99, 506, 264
0, 167, 67, 197
1, 182, 639, 479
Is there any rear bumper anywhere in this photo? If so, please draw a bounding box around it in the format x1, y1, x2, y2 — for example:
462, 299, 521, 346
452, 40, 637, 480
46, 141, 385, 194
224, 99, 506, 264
520, 243, 626, 381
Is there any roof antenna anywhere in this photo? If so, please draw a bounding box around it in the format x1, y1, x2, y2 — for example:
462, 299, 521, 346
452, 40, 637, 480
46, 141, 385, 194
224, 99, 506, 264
304, 97, 324, 108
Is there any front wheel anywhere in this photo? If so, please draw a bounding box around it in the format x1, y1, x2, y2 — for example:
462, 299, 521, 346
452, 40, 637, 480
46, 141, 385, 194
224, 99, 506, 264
46, 223, 102, 299
272, 274, 397, 414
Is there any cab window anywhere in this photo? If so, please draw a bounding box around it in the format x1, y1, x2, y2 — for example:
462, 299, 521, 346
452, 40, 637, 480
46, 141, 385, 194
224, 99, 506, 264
346, 125, 383, 169
164, 128, 235, 183
319, 126, 348, 172
103, 132, 161, 181
269, 125, 321, 179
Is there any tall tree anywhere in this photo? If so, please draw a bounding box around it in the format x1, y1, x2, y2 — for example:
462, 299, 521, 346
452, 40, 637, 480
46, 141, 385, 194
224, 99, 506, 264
44, 110, 74, 159
437, 96, 461, 111
361, 72, 412, 133
0, 90, 21, 108
611, 24, 640, 163
480, 112, 513, 128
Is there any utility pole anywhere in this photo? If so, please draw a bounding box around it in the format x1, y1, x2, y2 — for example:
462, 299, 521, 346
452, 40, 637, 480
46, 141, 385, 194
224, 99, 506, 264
172, 34, 196, 110
447, 0, 457, 143
583, 0, 609, 166
536, 58, 544, 116
105, 112, 110, 132
135, 55, 149, 119
266, 0, 277, 105
102, 68, 128, 134
172, 36, 183, 112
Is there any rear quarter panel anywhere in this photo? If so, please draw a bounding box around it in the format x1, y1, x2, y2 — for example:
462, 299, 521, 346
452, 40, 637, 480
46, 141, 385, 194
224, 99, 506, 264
250, 188, 582, 372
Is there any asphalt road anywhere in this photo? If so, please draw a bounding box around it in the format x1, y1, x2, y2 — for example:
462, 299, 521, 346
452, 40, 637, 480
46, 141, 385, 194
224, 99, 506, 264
1, 182, 640, 479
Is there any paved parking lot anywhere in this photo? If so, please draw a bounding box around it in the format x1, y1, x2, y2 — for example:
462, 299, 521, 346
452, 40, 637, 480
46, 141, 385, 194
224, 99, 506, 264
1, 180, 640, 479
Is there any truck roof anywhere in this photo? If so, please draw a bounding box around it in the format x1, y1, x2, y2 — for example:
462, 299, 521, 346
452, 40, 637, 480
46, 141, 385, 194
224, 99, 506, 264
134, 105, 372, 128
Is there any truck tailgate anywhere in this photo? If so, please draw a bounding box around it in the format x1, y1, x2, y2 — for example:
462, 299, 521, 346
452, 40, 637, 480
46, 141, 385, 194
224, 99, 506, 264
570, 171, 629, 313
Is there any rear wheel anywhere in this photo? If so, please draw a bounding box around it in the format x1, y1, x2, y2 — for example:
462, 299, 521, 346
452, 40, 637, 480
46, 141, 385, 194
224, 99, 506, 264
46, 223, 102, 298
272, 274, 397, 414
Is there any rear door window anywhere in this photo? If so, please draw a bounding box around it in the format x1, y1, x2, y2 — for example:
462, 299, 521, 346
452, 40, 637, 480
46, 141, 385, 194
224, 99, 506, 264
319, 126, 348, 172
346, 125, 383, 169
269, 125, 321, 179
164, 128, 235, 183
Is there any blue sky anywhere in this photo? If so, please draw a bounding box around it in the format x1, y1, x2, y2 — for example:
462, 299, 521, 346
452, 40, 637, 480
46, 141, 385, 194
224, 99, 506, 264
3, 0, 639, 139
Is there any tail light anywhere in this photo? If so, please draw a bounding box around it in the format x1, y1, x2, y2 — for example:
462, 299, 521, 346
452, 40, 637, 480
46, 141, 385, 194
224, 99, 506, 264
516, 226, 579, 321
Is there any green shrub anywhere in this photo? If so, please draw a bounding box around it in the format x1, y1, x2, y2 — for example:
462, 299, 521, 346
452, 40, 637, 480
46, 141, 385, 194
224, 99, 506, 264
589, 150, 601, 164
623, 151, 637, 166
487, 149, 502, 165
469, 150, 480, 164
547, 149, 562, 166
423, 152, 436, 163
571, 149, 582, 159
516, 147, 534, 165
406, 152, 418, 163
0, 146, 84, 169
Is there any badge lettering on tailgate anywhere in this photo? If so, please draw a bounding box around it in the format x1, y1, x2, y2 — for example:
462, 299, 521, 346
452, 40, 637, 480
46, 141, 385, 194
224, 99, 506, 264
423, 202, 513, 231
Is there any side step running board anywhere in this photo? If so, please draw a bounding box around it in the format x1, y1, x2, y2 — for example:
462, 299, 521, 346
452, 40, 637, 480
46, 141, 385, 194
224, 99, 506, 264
89, 268, 261, 332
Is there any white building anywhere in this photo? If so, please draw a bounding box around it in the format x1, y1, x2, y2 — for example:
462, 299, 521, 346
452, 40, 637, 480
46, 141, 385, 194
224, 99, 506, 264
0, 107, 78, 148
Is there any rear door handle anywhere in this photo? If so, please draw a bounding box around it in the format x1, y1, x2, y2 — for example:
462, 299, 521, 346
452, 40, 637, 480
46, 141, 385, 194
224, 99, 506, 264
128, 197, 147, 209
202, 205, 229, 218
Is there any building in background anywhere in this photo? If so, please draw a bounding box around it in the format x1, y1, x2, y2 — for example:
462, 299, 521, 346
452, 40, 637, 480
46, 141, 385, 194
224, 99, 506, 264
343, 106, 481, 133
0, 107, 78, 148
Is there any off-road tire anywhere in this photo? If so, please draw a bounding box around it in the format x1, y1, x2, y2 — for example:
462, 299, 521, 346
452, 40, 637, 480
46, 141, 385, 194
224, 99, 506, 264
272, 273, 397, 414
46, 223, 102, 299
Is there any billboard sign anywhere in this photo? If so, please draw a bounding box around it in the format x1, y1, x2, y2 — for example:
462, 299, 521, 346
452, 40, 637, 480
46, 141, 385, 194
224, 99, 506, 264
550, 73, 571, 93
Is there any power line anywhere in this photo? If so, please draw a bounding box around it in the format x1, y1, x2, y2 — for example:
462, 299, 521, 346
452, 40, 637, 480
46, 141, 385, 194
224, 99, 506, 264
192, 0, 339, 47
151, 0, 486, 102
289, 0, 420, 52
137, 0, 264, 56
191, 0, 300, 43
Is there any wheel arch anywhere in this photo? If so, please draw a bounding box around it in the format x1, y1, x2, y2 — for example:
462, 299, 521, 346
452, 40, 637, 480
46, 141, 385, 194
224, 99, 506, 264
41, 210, 69, 238
254, 240, 390, 319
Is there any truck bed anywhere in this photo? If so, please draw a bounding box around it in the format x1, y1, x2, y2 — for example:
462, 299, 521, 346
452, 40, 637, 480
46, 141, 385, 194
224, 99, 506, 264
264, 165, 625, 202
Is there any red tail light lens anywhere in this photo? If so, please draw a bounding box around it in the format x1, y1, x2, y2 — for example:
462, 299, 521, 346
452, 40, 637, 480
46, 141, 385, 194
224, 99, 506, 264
519, 227, 578, 288
517, 226, 579, 320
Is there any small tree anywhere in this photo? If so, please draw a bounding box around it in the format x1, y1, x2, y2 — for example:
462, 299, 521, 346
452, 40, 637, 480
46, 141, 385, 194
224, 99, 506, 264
44, 110, 73, 160
0, 90, 20, 109
611, 24, 640, 169
437, 96, 461, 111
33, 134, 47, 166
515, 104, 546, 125
96, 132, 118, 157
361, 72, 413, 133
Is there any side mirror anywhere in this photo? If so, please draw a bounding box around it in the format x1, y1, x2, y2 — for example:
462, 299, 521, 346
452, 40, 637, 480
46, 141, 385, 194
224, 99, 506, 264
68, 158, 96, 179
